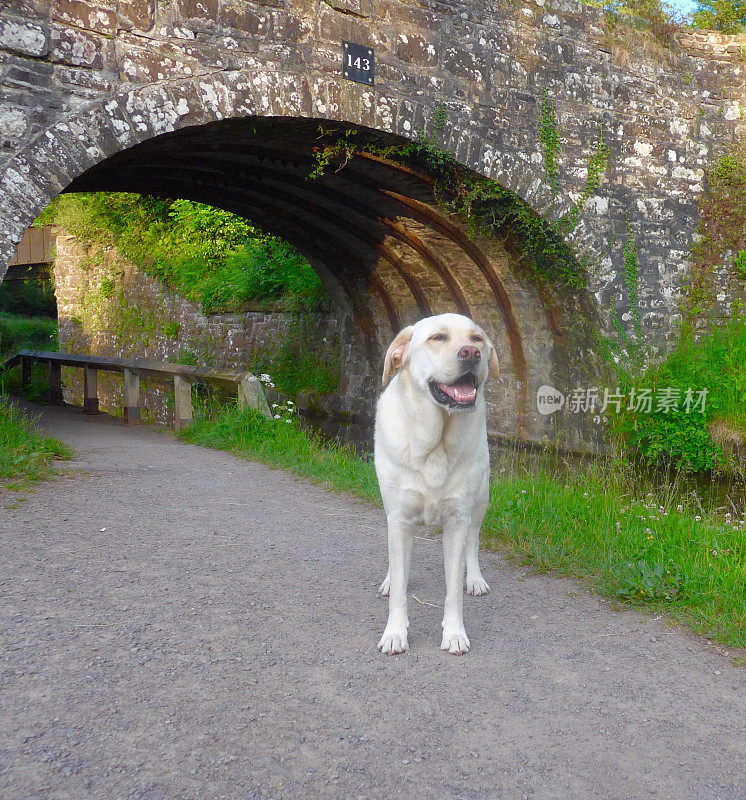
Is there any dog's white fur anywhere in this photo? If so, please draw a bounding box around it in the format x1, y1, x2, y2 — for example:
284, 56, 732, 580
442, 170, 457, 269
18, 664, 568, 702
374, 313, 499, 655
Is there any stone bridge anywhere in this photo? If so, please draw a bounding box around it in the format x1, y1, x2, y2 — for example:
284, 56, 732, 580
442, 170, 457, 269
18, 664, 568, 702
0, 0, 743, 446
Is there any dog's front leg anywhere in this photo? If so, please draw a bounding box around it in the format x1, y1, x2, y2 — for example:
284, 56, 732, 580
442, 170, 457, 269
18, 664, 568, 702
378, 515, 414, 654
441, 514, 470, 654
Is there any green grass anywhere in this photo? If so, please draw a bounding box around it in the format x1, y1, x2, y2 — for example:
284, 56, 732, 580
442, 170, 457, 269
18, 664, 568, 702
0, 313, 58, 403
181, 407, 746, 650
0, 312, 58, 358
180, 406, 380, 501
484, 454, 746, 649
0, 401, 72, 489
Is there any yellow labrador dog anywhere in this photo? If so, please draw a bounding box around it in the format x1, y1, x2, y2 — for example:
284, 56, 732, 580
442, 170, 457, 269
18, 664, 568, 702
375, 313, 499, 655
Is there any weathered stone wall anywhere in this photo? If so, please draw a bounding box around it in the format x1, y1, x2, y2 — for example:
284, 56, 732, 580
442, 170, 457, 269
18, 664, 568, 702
0, 1, 744, 328
52, 230, 365, 423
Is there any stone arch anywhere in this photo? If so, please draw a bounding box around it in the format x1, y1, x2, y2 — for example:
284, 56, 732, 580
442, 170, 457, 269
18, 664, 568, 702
0, 69, 601, 447
0, 70, 597, 272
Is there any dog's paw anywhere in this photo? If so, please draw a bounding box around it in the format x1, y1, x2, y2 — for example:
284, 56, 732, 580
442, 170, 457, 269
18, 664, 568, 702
440, 628, 470, 655
377, 576, 390, 596
466, 576, 490, 596
378, 626, 409, 654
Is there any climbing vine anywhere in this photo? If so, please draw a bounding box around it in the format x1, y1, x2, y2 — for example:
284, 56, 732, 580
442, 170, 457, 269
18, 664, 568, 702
681, 141, 746, 325
623, 218, 642, 340
558, 128, 609, 235
538, 90, 561, 194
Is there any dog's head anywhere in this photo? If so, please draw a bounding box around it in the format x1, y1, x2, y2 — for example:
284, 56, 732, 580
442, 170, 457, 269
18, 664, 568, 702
381, 313, 500, 412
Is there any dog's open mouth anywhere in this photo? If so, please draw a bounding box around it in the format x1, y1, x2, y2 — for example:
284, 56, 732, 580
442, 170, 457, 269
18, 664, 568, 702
429, 373, 478, 409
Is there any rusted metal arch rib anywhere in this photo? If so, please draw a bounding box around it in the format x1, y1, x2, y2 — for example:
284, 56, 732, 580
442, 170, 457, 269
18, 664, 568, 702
368, 273, 401, 332
217, 161, 434, 319
229, 152, 471, 316
228, 191, 400, 337
375, 216, 471, 317
245, 154, 522, 367
375, 190, 529, 379
183, 144, 501, 327
375, 242, 431, 318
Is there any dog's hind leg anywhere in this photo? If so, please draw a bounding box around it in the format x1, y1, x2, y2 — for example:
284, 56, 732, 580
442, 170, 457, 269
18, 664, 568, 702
465, 476, 490, 596
465, 523, 490, 596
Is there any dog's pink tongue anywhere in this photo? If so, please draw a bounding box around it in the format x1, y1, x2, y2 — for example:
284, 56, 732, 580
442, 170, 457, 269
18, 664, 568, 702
440, 382, 477, 404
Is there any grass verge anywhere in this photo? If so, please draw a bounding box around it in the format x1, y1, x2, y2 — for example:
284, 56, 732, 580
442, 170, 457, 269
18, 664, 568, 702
181, 407, 746, 650
0, 400, 72, 490
180, 406, 380, 502
0, 312, 57, 356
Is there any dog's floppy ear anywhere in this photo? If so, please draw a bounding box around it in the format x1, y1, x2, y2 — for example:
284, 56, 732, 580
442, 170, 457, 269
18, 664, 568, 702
486, 338, 500, 380
382, 326, 415, 386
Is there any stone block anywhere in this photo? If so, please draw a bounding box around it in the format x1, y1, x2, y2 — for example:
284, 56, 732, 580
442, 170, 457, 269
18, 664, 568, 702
49, 25, 106, 69
0, 17, 47, 57
118, 0, 154, 32
52, 1, 116, 35
176, 0, 218, 21
222, 3, 271, 36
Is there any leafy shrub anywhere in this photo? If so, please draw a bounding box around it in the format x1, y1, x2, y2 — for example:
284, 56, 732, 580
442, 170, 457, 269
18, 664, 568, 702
162, 320, 180, 339
37, 193, 328, 313
734, 249, 746, 280
614, 318, 746, 475
683, 144, 746, 321
692, 0, 746, 33
0, 273, 57, 317
253, 312, 340, 396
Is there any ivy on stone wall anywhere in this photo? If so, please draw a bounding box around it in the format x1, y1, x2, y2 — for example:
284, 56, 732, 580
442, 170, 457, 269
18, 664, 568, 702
682, 142, 746, 325
538, 90, 561, 194
623, 219, 642, 340
310, 104, 609, 292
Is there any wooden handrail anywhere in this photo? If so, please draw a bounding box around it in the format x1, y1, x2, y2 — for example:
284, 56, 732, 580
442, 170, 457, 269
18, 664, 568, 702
0, 349, 272, 428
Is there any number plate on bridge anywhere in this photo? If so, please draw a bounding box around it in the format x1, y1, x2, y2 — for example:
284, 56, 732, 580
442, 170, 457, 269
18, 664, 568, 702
342, 41, 374, 85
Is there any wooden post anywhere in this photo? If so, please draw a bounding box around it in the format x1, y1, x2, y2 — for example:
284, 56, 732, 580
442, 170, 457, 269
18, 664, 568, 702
83, 366, 99, 414
123, 368, 140, 424
48, 361, 63, 405
238, 373, 272, 418
173, 374, 192, 430
21, 357, 31, 386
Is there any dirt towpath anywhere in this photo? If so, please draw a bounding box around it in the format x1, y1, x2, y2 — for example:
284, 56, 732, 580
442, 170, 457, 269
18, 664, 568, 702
1, 403, 745, 800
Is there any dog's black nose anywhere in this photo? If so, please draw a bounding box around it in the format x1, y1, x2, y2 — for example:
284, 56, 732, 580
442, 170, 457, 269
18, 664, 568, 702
458, 345, 481, 363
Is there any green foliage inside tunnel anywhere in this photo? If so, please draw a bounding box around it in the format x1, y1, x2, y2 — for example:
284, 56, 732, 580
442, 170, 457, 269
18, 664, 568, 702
36, 193, 329, 314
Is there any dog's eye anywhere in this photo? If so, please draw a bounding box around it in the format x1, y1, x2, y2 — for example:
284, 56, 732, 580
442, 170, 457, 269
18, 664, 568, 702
429, 333, 448, 342
470, 335, 484, 343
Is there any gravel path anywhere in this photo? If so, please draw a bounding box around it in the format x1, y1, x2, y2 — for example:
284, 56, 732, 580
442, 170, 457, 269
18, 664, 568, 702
1, 403, 745, 800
